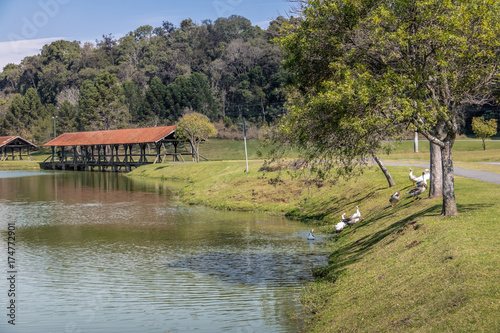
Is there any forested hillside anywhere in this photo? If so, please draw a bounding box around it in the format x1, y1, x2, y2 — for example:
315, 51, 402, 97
0, 15, 292, 144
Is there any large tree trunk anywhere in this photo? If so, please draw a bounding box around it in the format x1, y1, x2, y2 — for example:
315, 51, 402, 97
429, 120, 444, 198
372, 153, 396, 187
195, 141, 201, 163
441, 137, 458, 216
429, 142, 443, 198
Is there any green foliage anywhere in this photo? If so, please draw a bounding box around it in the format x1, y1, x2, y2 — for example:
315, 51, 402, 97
3, 94, 24, 135
77, 73, 129, 130
41, 40, 81, 69
121, 81, 142, 122
57, 100, 77, 133
0, 64, 21, 94
1, 89, 50, 143
176, 112, 218, 162
472, 116, 498, 150
0, 14, 294, 139
138, 76, 168, 125
276, 0, 500, 215
37, 62, 72, 104
23, 88, 46, 123
169, 73, 217, 119
277, 0, 500, 143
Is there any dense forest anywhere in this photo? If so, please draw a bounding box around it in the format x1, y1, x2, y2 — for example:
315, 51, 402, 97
0, 15, 293, 144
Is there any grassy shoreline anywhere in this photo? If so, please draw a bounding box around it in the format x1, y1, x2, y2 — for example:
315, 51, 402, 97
128, 160, 500, 332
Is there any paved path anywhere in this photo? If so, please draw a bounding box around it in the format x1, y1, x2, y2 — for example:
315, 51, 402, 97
383, 161, 500, 185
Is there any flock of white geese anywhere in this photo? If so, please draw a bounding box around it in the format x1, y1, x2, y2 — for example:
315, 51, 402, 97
306, 168, 431, 238
330, 168, 431, 234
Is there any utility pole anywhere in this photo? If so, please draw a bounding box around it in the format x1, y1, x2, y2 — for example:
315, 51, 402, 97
52, 116, 58, 138
243, 118, 249, 173
414, 131, 419, 153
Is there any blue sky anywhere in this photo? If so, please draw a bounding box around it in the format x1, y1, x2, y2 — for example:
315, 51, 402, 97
0, 0, 295, 70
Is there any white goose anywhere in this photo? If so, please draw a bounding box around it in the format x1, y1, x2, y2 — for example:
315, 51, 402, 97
345, 215, 363, 226
307, 228, 315, 240
351, 206, 361, 219
415, 169, 430, 187
335, 213, 347, 232
409, 168, 419, 185
341, 211, 363, 227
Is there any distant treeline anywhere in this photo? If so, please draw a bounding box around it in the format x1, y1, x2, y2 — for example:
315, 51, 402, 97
0, 15, 295, 144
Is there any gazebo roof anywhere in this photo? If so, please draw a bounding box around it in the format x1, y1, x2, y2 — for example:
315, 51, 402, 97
44, 126, 177, 147
0, 136, 38, 149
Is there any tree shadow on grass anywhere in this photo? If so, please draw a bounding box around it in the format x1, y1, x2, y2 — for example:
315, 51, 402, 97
314, 200, 495, 283
289, 185, 388, 224
351, 206, 440, 255
314, 204, 441, 282
456, 202, 495, 214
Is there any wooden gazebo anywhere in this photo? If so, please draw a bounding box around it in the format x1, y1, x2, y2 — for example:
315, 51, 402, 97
43, 125, 198, 171
0, 136, 38, 161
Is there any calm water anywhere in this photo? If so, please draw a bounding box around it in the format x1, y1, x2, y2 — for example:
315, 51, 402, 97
0, 171, 328, 333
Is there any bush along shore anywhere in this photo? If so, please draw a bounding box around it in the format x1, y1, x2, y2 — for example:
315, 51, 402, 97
128, 160, 500, 332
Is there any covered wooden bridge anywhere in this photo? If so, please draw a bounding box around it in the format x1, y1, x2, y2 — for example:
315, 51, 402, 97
43, 126, 199, 171
1, 136, 38, 161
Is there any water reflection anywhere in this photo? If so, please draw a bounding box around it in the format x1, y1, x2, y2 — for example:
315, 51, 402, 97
170, 252, 326, 285
0, 171, 328, 333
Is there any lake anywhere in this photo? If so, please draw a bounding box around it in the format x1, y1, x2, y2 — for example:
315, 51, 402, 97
0, 170, 328, 333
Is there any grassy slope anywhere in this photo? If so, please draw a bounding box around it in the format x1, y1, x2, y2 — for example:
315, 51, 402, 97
300, 171, 500, 332
128, 160, 304, 213
128, 161, 500, 332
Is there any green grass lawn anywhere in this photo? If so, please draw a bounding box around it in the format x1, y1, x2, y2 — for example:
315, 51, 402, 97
0, 160, 42, 170
298, 169, 500, 332
197, 138, 275, 161
200, 138, 500, 164
382, 139, 500, 162
0, 150, 50, 170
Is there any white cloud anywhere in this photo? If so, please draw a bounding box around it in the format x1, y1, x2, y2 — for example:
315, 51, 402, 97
254, 19, 272, 29
0, 37, 65, 71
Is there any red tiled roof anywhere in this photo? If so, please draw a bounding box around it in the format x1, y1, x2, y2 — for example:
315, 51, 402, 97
0, 136, 37, 148
44, 126, 177, 147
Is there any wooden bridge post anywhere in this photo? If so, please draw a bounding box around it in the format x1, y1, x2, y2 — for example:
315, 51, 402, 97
61, 146, 66, 170
139, 143, 145, 163
114, 145, 119, 172
90, 145, 95, 171
154, 143, 161, 164
123, 144, 128, 170
73, 146, 77, 171
83, 146, 88, 171
97, 145, 102, 172
173, 142, 178, 161
51, 146, 55, 169
128, 144, 134, 170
